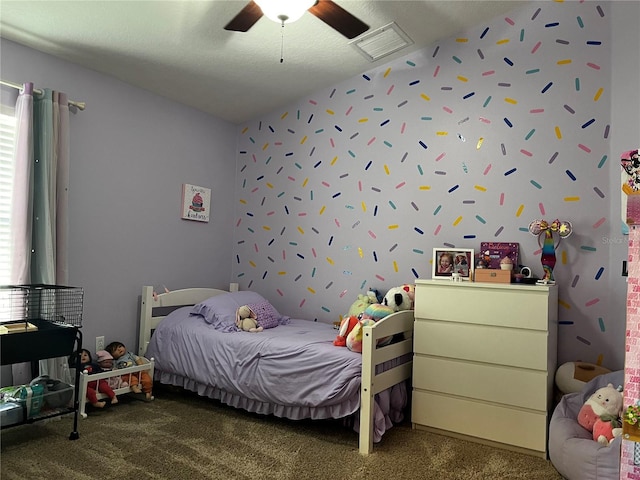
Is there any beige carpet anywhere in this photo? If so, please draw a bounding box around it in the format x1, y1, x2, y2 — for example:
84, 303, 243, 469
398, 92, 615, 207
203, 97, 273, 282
1, 387, 562, 480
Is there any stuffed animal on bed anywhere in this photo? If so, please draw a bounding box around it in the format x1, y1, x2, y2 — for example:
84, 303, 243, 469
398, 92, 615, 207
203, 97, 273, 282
383, 284, 415, 312
577, 383, 624, 445
236, 305, 263, 332
367, 288, 384, 304
333, 316, 359, 346
346, 304, 395, 352
346, 293, 376, 319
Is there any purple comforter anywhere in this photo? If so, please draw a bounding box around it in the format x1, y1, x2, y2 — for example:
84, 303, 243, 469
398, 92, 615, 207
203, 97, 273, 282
146, 307, 407, 441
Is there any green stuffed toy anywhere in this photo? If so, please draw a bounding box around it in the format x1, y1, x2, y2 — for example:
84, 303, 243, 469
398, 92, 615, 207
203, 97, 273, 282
346, 293, 376, 319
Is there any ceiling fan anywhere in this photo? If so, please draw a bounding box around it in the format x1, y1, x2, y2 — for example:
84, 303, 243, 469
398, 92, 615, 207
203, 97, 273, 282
224, 0, 369, 39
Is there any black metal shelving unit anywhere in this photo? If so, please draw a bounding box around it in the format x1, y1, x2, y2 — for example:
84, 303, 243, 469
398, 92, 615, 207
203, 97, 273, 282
0, 284, 84, 440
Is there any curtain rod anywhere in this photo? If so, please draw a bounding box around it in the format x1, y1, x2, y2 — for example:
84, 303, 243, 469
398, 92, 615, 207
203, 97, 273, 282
0, 79, 86, 111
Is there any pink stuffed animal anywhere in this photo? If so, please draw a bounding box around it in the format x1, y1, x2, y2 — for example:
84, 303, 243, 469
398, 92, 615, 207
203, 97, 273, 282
592, 416, 623, 445
577, 383, 623, 445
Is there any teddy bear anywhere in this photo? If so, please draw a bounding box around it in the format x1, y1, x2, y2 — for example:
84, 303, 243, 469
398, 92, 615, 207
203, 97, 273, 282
235, 305, 263, 332
577, 383, 624, 445
383, 284, 415, 312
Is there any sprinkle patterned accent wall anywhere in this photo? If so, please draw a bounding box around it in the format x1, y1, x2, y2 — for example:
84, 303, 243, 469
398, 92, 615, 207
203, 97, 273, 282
232, 1, 619, 367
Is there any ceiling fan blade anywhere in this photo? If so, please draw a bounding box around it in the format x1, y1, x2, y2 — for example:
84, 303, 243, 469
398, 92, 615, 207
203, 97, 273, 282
308, 0, 369, 39
224, 1, 263, 32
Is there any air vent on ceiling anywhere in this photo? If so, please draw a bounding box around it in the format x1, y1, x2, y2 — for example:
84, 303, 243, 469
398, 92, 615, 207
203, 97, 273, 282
350, 22, 414, 62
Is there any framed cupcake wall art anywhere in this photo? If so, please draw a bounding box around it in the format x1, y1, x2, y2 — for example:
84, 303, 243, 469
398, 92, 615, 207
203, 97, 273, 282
181, 183, 211, 222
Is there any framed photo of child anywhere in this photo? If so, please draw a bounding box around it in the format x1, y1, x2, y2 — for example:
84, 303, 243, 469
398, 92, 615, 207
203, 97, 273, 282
432, 248, 474, 280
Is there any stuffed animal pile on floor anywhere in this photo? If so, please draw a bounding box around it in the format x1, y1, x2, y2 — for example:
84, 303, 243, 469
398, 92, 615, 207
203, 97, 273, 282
333, 284, 415, 353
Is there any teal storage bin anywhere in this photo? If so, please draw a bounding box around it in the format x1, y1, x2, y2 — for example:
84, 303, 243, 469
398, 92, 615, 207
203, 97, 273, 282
17, 383, 45, 418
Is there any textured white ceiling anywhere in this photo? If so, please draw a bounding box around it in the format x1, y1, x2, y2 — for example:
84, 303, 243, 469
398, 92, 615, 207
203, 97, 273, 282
0, 0, 522, 124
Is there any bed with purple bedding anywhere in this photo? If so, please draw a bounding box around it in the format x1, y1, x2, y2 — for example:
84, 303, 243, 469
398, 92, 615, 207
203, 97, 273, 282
138, 285, 414, 454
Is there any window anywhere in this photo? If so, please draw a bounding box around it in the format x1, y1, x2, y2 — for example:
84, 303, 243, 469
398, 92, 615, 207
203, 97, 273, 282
0, 109, 16, 284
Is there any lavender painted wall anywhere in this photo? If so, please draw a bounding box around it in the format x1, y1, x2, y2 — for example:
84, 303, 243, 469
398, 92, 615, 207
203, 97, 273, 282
232, 1, 637, 370
0, 39, 238, 356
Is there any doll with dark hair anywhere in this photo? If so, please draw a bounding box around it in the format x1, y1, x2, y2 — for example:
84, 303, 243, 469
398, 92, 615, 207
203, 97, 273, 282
80, 349, 118, 408
105, 341, 153, 400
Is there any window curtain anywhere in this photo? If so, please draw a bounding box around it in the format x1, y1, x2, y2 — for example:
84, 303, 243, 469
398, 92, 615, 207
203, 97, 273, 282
10, 82, 71, 385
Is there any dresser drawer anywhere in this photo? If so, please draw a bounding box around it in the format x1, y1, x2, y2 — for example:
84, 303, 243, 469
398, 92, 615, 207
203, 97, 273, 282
414, 319, 548, 370
414, 282, 555, 331
413, 356, 548, 410
412, 390, 548, 453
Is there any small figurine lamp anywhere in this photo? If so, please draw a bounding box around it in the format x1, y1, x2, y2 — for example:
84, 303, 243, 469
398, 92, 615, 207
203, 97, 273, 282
528, 219, 573, 283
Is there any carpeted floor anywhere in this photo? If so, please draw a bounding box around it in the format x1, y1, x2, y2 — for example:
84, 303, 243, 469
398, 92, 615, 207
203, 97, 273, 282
1, 387, 563, 480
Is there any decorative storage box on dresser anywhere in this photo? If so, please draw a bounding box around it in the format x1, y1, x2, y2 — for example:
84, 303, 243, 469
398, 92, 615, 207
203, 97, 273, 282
412, 279, 558, 458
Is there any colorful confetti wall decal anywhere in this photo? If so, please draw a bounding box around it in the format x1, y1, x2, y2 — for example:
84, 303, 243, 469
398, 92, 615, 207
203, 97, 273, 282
233, 2, 617, 367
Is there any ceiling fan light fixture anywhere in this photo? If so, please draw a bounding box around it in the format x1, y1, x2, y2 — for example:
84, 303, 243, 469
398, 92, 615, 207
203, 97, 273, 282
255, 0, 316, 24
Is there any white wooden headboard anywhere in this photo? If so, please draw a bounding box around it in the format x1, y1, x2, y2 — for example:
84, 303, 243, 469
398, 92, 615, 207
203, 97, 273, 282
138, 285, 229, 356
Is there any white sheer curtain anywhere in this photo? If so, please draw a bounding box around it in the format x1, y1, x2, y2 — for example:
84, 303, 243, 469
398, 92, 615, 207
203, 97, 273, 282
10, 84, 34, 282
10, 83, 71, 384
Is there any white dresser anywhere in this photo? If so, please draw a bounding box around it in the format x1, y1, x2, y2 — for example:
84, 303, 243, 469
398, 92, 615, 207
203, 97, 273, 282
412, 279, 558, 457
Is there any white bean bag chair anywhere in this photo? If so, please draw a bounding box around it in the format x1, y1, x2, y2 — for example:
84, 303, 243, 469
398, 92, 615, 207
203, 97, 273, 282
549, 370, 623, 480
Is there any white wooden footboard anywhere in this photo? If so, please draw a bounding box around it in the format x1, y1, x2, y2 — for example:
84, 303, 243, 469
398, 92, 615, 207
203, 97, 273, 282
78, 358, 155, 418
359, 310, 414, 454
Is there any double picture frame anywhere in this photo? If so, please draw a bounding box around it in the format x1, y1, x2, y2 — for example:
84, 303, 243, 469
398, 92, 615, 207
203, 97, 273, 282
432, 248, 474, 280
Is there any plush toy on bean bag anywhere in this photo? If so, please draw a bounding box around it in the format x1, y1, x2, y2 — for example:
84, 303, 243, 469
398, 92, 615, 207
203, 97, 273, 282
236, 305, 263, 333
346, 304, 395, 352
555, 361, 612, 395
383, 284, 415, 312
593, 415, 623, 446
577, 383, 624, 445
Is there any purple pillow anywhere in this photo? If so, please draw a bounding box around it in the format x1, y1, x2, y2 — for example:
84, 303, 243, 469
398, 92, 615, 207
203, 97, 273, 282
247, 300, 281, 329
190, 291, 288, 332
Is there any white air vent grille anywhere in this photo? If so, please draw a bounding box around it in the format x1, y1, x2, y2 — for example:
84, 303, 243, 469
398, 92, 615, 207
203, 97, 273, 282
350, 22, 414, 62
